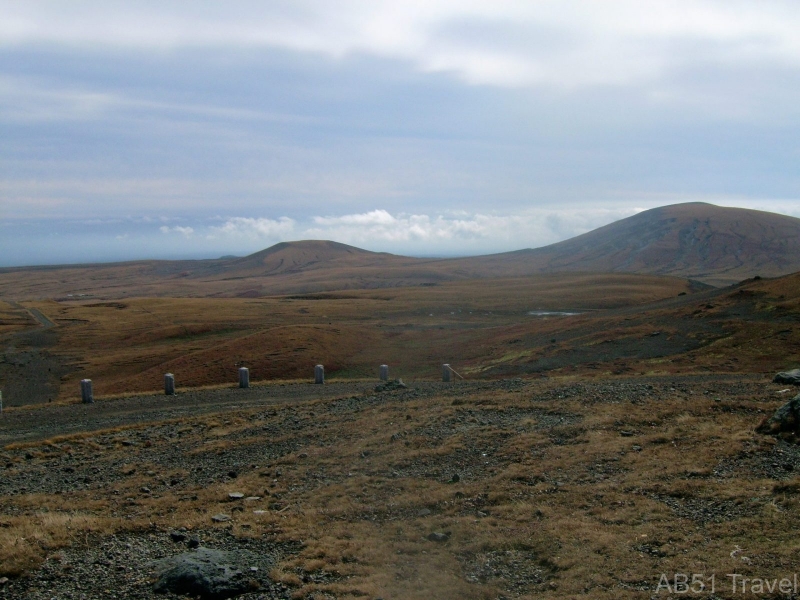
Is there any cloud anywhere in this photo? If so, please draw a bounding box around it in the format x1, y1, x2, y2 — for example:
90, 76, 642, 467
302, 207, 642, 252
2, 2, 799, 89
210, 217, 296, 239
160, 225, 194, 237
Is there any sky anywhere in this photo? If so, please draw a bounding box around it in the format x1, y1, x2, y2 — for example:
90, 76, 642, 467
1, 1, 800, 266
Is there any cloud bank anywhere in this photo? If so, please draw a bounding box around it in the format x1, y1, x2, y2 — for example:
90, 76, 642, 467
3, 1, 800, 89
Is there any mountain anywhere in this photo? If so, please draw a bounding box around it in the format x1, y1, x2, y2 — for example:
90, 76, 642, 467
222, 240, 398, 275
450, 203, 800, 286
2, 203, 799, 300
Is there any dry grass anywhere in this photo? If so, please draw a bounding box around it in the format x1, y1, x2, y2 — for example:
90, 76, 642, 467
6, 271, 792, 407
1, 374, 797, 598
4, 273, 694, 402
0, 301, 34, 336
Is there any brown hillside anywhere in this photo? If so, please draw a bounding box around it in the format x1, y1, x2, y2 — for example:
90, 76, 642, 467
454, 202, 800, 286
218, 240, 396, 275
1, 203, 799, 300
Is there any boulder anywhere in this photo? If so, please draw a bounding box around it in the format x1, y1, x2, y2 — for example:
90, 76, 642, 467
758, 393, 800, 438
774, 369, 800, 385
152, 547, 253, 599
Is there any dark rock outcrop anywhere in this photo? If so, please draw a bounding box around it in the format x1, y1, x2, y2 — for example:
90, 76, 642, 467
774, 369, 800, 386
758, 394, 800, 441
152, 547, 254, 599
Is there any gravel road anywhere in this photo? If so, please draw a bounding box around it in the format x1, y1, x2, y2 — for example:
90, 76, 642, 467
0, 380, 494, 445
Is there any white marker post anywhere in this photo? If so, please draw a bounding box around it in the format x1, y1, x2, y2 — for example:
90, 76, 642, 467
164, 373, 175, 395
442, 364, 451, 382
81, 379, 93, 403
239, 367, 250, 389
314, 364, 324, 384
379, 364, 389, 381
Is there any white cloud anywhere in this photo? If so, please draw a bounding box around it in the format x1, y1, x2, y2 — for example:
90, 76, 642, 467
160, 225, 194, 237
2, 1, 799, 89
302, 207, 642, 252
210, 217, 296, 240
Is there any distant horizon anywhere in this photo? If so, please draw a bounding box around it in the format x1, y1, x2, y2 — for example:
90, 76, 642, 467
0, 239, 508, 269
3, 200, 800, 269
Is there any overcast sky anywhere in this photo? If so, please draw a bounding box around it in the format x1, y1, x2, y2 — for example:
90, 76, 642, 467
2, 1, 800, 266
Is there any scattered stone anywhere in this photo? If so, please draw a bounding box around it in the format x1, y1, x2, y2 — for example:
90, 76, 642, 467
0, 577, 8, 585
188, 538, 201, 549
244, 496, 261, 501
450, 473, 460, 483
297, 452, 308, 459
427, 532, 450, 542
620, 430, 635, 437
228, 492, 245, 500
774, 369, 800, 386
151, 547, 251, 599
170, 531, 188, 543
140, 486, 151, 494
417, 508, 432, 517
374, 379, 408, 392
212, 513, 231, 523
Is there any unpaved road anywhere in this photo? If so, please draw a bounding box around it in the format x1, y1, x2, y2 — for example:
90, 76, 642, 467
0, 380, 471, 444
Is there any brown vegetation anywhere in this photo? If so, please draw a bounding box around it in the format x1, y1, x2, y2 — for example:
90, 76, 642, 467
2, 204, 800, 303
1, 374, 798, 599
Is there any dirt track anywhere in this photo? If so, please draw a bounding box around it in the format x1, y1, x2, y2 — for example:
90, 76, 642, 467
0, 380, 473, 444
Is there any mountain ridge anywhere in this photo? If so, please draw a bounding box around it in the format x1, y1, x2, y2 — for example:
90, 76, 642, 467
2, 202, 799, 299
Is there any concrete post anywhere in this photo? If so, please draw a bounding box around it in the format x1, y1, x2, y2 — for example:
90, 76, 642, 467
379, 364, 389, 381
442, 364, 451, 382
164, 373, 175, 395
314, 364, 324, 384
239, 367, 250, 389
81, 379, 93, 403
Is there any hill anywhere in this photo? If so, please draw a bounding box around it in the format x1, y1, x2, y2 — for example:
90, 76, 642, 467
453, 203, 800, 286
1, 203, 799, 300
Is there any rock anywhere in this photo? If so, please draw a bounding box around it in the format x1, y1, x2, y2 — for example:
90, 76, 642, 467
450, 473, 460, 483
228, 492, 245, 500
427, 532, 450, 542
151, 547, 250, 599
374, 379, 408, 393
170, 531, 187, 543
417, 508, 432, 517
774, 369, 800, 385
758, 393, 800, 437
0, 577, 8, 585
140, 486, 151, 494
211, 513, 231, 523
188, 538, 201, 549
